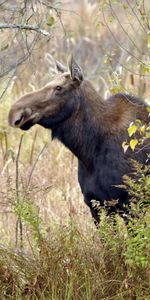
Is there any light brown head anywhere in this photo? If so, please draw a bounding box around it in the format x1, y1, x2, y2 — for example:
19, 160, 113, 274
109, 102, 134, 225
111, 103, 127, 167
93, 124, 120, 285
8, 57, 84, 131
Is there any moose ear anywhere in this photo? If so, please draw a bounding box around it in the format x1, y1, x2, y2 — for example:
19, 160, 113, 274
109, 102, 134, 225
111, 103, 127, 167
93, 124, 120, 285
55, 60, 67, 73
69, 56, 83, 84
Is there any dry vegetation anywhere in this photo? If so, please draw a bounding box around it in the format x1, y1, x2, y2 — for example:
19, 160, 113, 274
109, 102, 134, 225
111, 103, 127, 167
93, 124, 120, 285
0, 0, 150, 299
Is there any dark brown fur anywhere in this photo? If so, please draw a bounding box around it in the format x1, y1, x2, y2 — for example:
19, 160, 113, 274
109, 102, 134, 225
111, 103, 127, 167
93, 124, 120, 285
8, 58, 149, 224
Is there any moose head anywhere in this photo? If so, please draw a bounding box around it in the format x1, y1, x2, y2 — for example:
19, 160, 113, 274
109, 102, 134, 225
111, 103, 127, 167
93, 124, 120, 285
8, 57, 84, 131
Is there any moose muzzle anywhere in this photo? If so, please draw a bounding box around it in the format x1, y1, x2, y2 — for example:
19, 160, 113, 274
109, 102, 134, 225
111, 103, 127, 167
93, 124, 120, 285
8, 107, 33, 128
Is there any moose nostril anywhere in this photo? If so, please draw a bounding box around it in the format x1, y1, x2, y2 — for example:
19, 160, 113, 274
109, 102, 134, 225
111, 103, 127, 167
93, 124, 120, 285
14, 115, 24, 126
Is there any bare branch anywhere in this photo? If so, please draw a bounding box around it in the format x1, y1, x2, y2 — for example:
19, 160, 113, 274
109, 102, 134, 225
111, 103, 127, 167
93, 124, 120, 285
0, 0, 7, 6
28, 142, 48, 187
126, 0, 148, 34
102, 8, 149, 68
0, 34, 38, 79
108, 0, 143, 55
41, 1, 79, 16
16, 134, 25, 199
0, 69, 16, 100
15, 133, 25, 248
0, 23, 51, 37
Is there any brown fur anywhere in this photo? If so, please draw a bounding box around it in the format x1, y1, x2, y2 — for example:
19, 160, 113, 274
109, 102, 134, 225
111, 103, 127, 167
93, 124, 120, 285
9, 73, 148, 134
80, 81, 148, 135
8, 60, 149, 225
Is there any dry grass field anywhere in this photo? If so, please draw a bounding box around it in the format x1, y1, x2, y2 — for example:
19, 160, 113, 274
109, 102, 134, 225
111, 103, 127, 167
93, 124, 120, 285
0, 0, 150, 299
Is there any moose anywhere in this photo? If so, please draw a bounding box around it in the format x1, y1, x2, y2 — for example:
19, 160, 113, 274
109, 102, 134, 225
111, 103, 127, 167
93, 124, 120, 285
9, 57, 149, 225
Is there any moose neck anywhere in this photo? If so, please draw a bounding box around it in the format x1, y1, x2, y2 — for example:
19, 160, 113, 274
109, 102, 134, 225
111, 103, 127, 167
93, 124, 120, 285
52, 81, 108, 170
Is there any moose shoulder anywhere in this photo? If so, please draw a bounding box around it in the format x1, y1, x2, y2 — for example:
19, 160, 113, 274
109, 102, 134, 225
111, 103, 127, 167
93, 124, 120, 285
8, 57, 149, 225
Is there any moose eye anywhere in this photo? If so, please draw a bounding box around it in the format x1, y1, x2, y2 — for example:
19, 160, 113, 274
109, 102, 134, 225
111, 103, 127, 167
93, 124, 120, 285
55, 86, 62, 91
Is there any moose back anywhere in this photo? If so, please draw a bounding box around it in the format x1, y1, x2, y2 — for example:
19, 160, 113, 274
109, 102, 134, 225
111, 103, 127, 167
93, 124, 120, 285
8, 58, 149, 224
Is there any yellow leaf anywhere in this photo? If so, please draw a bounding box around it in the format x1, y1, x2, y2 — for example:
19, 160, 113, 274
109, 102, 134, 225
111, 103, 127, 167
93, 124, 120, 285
148, 35, 150, 48
146, 106, 150, 113
135, 119, 142, 124
146, 132, 150, 138
0, 132, 4, 141
128, 125, 138, 137
123, 3, 128, 9
140, 125, 145, 133
129, 139, 138, 151
127, 14, 132, 21
46, 16, 55, 27
110, 86, 122, 94
141, 64, 150, 74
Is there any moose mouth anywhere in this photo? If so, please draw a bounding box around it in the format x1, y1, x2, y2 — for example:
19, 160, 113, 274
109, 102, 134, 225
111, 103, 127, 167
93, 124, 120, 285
14, 114, 35, 131
9, 109, 40, 131
20, 120, 34, 131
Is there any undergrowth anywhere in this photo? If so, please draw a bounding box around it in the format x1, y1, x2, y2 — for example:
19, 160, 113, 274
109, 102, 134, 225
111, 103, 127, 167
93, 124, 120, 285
0, 220, 149, 299
0, 164, 150, 300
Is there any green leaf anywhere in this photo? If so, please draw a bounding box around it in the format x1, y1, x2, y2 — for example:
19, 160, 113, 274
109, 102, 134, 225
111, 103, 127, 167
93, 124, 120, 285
128, 125, 138, 137
129, 139, 138, 151
46, 16, 55, 27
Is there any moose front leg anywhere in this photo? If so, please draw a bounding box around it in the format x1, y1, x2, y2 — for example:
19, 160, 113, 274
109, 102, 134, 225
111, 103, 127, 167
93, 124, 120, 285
90, 207, 100, 227
84, 196, 100, 227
